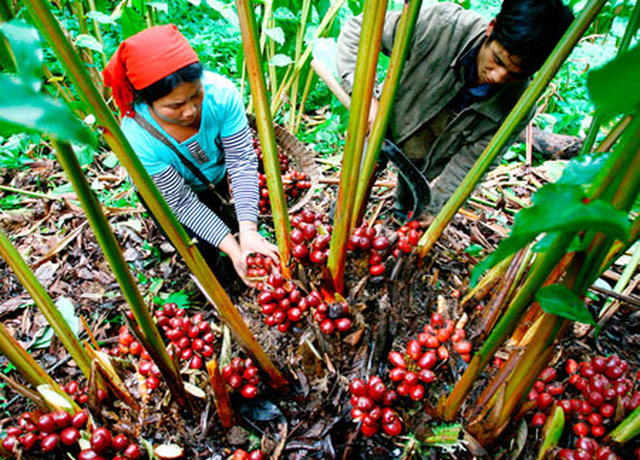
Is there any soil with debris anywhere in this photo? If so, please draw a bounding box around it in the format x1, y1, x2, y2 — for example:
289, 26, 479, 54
0, 151, 639, 459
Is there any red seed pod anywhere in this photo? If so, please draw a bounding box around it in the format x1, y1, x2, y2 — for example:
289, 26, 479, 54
368, 381, 387, 402
335, 317, 352, 332
547, 383, 564, 396
531, 412, 546, 427
417, 351, 437, 369
123, 443, 142, 459
406, 340, 422, 361
382, 419, 402, 436
566, 358, 579, 374
404, 371, 419, 387
537, 393, 553, 410
356, 396, 375, 412
389, 367, 407, 382
60, 427, 80, 446
309, 250, 327, 264
1, 436, 17, 453
228, 374, 243, 389
372, 236, 390, 250
319, 319, 336, 335
241, 384, 258, 399
419, 369, 436, 384
388, 351, 406, 368
591, 424, 606, 438
382, 390, 398, 407
71, 411, 89, 429
6, 426, 21, 437
588, 391, 604, 407
453, 340, 472, 354
40, 433, 59, 453
425, 335, 440, 349
369, 264, 386, 276
573, 422, 589, 437
557, 449, 576, 460
360, 423, 378, 437
91, 428, 112, 454
247, 450, 265, 460
52, 410, 72, 428
539, 367, 557, 383
558, 399, 573, 414
190, 355, 203, 369
20, 432, 38, 451
437, 345, 449, 361
350, 408, 364, 422
410, 384, 425, 401
110, 433, 128, 451
349, 379, 367, 397
37, 414, 56, 434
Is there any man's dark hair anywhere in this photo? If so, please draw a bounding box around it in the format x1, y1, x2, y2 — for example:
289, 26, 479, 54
491, 0, 574, 75
136, 62, 204, 104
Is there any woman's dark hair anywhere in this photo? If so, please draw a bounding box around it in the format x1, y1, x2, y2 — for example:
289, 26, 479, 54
135, 62, 204, 104
491, 0, 574, 75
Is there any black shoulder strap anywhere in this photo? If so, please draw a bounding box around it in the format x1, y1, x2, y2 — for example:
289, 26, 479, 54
133, 112, 216, 191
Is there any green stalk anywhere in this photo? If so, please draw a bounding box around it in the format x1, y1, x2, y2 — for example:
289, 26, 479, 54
599, 242, 640, 318
352, 0, 423, 228
52, 140, 189, 407
537, 406, 565, 459
0, 322, 79, 411
0, 229, 94, 380
287, 0, 311, 130
610, 403, 640, 443
0, 0, 13, 20
25, 0, 288, 390
86, 0, 107, 69
73, 0, 88, 35
293, 66, 314, 134
417, 0, 608, 259
327, 0, 388, 293
235, 0, 292, 276
270, 0, 346, 115
442, 233, 574, 420
579, 1, 640, 156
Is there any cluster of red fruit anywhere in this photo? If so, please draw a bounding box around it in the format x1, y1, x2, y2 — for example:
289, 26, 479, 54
80, 426, 141, 460
232, 448, 265, 460
392, 221, 423, 257
388, 313, 471, 400
63, 380, 107, 405
246, 253, 274, 279
221, 357, 261, 399
347, 225, 390, 277
256, 271, 308, 333
348, 376, 402, 437
528, 355, 639, 440
290, 209, 332, 265
154, 303, 215, 371
312, 294, 352, 335
557, 436, 620, 460
1, 409, 88, 455
253, 138, 310, 214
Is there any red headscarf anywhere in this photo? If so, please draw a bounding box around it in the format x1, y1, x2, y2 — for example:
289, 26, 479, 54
103, 24, 199, 117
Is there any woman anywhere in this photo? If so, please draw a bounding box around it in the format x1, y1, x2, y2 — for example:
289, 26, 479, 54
103, 24, 278, 288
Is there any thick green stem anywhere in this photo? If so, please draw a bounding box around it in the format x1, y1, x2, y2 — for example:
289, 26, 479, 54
52, 140, 189, 407
25, 0, 288, 390
610, 403, 640, 443
327, 0, 388, 293
352, 0, 423, 228
417, 0, 607, 259
0, 229, 94, 379
236, 0, 292, 274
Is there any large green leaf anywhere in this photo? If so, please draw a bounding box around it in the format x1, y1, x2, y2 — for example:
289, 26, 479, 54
588, 45, 640, 120
119, 7, 145, 39
471, 184, 630, 285
0, 74, 95, 146
0, 20, 43, 92
556, 150, 611, 188
536, 284, 595, 325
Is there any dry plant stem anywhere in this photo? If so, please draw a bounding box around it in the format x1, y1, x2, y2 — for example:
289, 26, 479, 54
327, 0, 388, 293
0, 323, 79, 412
236, 0, 292, 275
0, 228, 94, 380
0, 373, 47, 409
53, 140, 190, 408
85, 346, 139, 411
442, 233, 574, 420
460, 254, 514, 310
206, 359, 235, 428
417, 0, 608, 259
351, 0, 423, 227
598, 242, 640, 317
26, 0, 287, 391
477, 247, 528, 339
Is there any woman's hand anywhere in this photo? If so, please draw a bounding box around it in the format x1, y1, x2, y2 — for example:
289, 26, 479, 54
218, 233, 254, 287
239, 229, 280, 265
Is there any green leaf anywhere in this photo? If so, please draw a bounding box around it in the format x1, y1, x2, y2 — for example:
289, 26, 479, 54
102, 152, 119, 169
119, 7, 145, 39
556, 151, 611, 189
273, 7, 296, 21
0, 75, 95, 146
149, 2, 169, 13
265, 27, 285, 46
0, 20, 43, 92
536, 284, 595, 325
75, 34, 103, 53
471, 184, 630, 285
269, 54, 293, 67
588, 45, 640, 120
86, 11, 116, 25
205, 0, 239, 26
55, 297, 81, 337
464, 244, 484, 257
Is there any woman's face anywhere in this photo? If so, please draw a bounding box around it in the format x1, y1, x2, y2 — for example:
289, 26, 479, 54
150, 80, 204, 128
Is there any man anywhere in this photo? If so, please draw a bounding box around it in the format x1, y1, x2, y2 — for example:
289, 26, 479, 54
336, 0, 574, 216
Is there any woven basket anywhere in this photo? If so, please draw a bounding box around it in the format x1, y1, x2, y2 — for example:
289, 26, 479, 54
248, 115, 320, 215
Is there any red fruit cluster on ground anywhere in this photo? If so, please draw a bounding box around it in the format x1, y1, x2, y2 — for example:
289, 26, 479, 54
74, 426, 141, 460
392, 221, 423, 257
155, 303, 214, 371
311, 293, 352, 335
347, 225, 389, 277
388, 312, 471, 399
1, 409, 88, 455
222, 357, 260, 399
528, 355, 639, 442
556, 436, 620, 460
232, 447, 265, 460
348, 376, 402, 437
290, 209, 332, 266
63, 380, 108, 405
253, 138, 310, 214
257, 271, 308, 333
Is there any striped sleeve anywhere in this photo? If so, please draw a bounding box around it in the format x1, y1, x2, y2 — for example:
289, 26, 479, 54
221, 125, 259, 223
151, 167, 231, 247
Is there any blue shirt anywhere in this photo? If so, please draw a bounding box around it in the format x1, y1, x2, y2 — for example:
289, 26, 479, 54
121, 71, 248, 191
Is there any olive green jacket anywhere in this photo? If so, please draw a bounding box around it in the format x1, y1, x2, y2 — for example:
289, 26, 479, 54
336, 2, 531, 212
